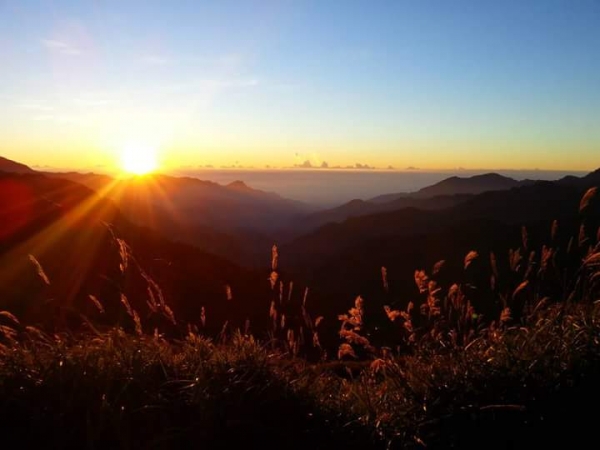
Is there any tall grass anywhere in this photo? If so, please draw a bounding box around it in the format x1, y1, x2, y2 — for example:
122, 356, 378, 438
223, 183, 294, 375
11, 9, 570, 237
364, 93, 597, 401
1, 188, 600, 448
2, 301, 600, 449
0, 328, 374, 449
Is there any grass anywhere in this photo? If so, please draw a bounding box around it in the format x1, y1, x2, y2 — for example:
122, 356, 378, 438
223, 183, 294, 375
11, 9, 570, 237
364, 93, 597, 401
2, 301, 600, 449
0, 328, 375, 449
1, 188, 599, 449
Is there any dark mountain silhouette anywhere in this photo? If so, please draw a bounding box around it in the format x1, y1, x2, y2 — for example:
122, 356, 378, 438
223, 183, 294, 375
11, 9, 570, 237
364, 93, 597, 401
0, 160, 303, 267
297, 173, 533, 233
2, 158, 598, 338
285, 181, 588, 268
282, 170, 600, 309
227, 180, 254, 191
43, 171, 114, 191
557, 168, 600, 189
370, 173, 533, 203
412, 173, 533, 198
297, 194, 472, 232
0, 156, 36, 174
0, 172, 273, 335
43, 172, 312, 230
39, 170, 311, 266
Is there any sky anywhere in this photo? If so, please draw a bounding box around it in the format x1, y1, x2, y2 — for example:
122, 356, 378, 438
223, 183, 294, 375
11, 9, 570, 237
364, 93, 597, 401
0, 0, 599, 173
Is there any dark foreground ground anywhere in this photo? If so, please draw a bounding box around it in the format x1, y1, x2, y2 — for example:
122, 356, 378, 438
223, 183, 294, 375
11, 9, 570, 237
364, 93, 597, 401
1, 302, 600, 450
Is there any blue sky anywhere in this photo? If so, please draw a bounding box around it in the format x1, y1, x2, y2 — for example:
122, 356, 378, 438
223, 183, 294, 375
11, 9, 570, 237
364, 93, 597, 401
0, 0, 599, 171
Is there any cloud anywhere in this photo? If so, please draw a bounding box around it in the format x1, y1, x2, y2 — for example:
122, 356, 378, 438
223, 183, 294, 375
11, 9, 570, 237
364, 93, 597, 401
41, 39, 81, 56
270, 82, 302, 91
139, 55, 173, 66
204, 79, 259, 88
292, 160, 379, 170
293, 160, 332, 169
186, 53, 243, 68
72, 94, 111, 107
31, 114, 82, 124
17, 103, 54, 112
163, 78, 259, 93
219, 164, 248, 169
73, 98, 110, 107
294, 160, 313, 168
138, 53, 243, 68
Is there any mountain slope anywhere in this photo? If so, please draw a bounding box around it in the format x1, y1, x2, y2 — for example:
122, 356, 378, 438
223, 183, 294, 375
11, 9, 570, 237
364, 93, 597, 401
370, 173, 533, 203
41, 171, 310, 266
412, 173, 531, 199
0, 172, 272, 333
298, 173, 532, 233
42, 171, 312, 229
282, 170, 600, 308
286, 182, 587, 267
297, 194, 472, 232
0, 156, 36, 174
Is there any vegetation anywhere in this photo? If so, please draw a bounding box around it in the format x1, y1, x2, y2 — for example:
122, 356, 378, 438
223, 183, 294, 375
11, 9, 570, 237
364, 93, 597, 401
2, 302, 600, 449
1, 188, 599, 449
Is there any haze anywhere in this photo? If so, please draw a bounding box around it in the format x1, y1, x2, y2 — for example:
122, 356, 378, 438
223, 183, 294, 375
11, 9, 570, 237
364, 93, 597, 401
173, 168, 588, 205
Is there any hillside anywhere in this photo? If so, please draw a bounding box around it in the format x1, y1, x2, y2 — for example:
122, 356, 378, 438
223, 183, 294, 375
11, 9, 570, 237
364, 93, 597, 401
297, 194, 472, 232
370, 173, 532, 203
283, 171, 600, 307
43, 171, 312, 229
288, 172, 600, 265
37, 171, 309, 266
0, 172, 271, 334
2, 172, 599, 450
413, 173, 532, 199
299, 173, 532, 233
1, 167, 599, 450
0, 156, 35, 174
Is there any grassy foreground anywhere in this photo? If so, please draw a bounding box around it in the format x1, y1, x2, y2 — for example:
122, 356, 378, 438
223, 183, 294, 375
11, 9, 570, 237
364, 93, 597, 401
1, 188, 599, 448
2, 301, 600, 450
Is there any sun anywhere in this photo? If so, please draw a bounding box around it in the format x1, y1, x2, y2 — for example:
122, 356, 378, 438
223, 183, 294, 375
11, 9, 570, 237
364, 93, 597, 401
121, 145, 159, 175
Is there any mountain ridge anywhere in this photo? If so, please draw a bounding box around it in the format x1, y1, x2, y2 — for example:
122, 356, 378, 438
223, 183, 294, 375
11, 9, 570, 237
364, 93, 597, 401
0, 171, 271, 333
282, 168, 600, 305
369, 173, 534, 203
0, 156, 36, 174
298, 173, 530, 232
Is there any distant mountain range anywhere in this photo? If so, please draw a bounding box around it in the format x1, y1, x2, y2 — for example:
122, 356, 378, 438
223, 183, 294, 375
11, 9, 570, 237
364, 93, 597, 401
43, 171, 312, 231
0, 171, 271, 334
296, 173, 535, 232
370, 173, 534, 203
282, 169, 600, 309
2, 157, 596, 266
1, 155, 599, 333
1, 159, 303, 265
39, 170, 313, 266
